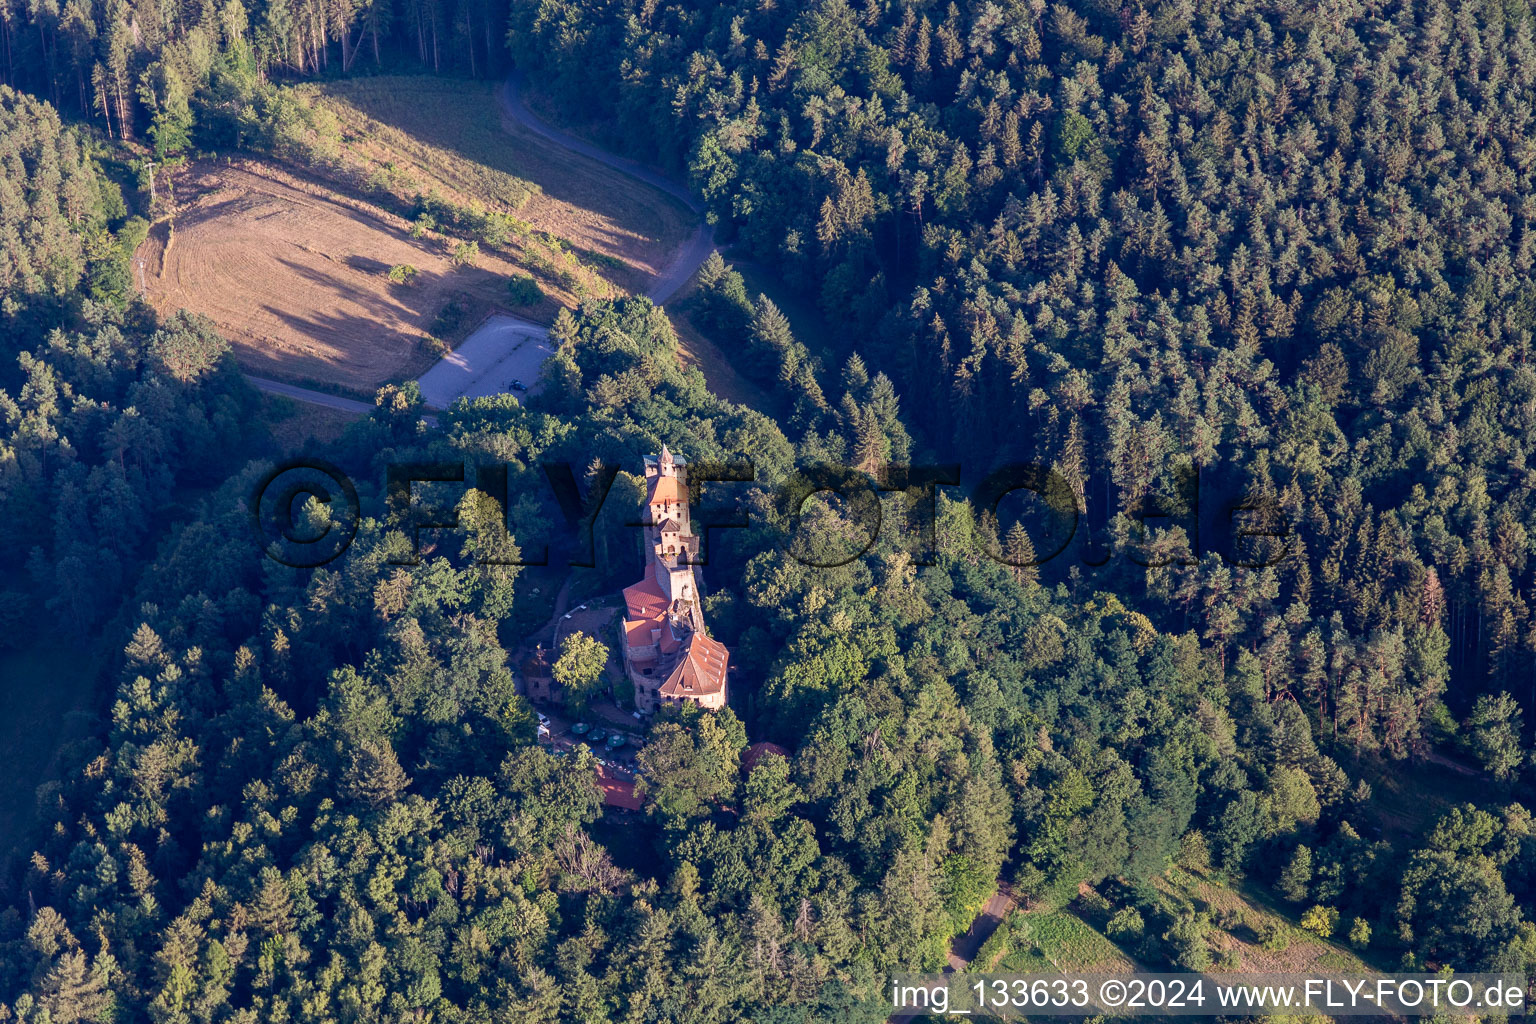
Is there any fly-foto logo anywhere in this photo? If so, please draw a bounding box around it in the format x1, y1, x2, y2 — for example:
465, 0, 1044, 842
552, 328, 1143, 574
249, 458, 1291, 571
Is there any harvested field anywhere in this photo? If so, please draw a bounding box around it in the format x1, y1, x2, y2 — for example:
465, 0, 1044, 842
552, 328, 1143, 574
138, 160, 601, 392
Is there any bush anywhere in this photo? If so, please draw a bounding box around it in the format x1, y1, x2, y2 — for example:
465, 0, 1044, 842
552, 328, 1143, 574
1163, 912, 1211, 972
506, 274, 542, 305
430, 296, 468, 338
387, 264, 418, 285
1299, 905, 1339, 940
1348, 917, 1371, 949
1106, 907, 1145, 941
1178, 831, 1212, 873
1256, 919, 1291, 952
482, 214, 514, 247
973, 910, 1020, 969
1212, 907, 1244, 931
363, 167, 394, 196
450, 240, 480, 268
118, 216, 151, 254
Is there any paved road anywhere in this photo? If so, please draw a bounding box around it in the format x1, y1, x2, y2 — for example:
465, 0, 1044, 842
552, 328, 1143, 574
247, 376, 374, 414
499, 73, 715, 305
250, 375, 442, 427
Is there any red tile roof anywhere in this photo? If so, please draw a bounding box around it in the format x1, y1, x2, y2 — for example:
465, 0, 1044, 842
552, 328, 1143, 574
646, 474, 684, 506
659, 630, 729, 698
743, 741, 790, 771
623, 576, 668, 619
623, 576, 684, 656
623, 618, 658, 646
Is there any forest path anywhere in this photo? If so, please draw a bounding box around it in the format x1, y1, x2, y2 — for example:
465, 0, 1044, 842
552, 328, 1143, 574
947, 886, 1016, 969
885, 886, 1016, 1020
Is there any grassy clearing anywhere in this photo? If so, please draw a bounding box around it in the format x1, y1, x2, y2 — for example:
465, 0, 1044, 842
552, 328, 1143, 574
1352, 752, 1484, 847
665, 292, 779, 413
296, 77, 541, 211
730, 259, 841, 363
665, 253, 847, 419
0, 644, 103, 867
285, 78, 630, 314
1155, 864, 1376, 974
990, 908, 1135, 974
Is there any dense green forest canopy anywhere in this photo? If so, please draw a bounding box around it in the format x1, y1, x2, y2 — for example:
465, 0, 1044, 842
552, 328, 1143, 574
502, 0, 1536, 755
5, 0, 1536, 1019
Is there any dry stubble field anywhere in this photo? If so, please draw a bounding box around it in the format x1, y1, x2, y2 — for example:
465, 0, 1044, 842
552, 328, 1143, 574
139, 161, 545, 390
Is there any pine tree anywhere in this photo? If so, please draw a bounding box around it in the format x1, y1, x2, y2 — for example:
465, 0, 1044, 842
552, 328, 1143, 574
36, 950, 109, 1024
343, 739, 411, 808
747, 294, 795, 379
251, 867, 295, 937
1276, 844, 1312, 902
1001, 521, 1039, 587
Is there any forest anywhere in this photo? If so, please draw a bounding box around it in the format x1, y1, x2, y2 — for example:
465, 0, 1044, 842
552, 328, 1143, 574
4, 0, 1536, 1019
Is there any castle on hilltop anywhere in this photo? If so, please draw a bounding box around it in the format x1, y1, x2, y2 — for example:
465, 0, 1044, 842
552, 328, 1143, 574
620, 447, 729, 712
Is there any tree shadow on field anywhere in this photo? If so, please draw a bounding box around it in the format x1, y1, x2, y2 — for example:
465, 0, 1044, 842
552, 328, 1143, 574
255, 303, 422, 382
245, 256, 505, 388
269, 255, 481, 328
346, 254, 393, 274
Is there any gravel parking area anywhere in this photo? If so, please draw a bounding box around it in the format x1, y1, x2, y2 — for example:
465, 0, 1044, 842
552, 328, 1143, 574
416, 312, 554, 408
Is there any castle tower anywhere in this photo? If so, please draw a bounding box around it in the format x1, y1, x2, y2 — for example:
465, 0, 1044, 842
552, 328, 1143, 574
642, 447, 698, 603
621, 448, 729, 712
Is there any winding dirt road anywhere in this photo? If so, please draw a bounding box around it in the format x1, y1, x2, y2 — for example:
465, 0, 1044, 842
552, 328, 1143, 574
498, 73, 716, 305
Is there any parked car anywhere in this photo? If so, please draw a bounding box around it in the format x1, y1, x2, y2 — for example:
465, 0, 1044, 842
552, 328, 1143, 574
510, 379, 527, 391
571, 722, 591, 735
536, 712, 550, 726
